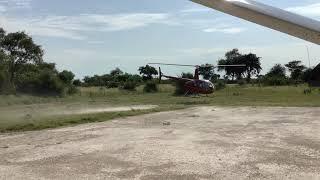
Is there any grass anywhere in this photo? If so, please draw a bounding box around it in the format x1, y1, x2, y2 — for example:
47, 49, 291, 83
0, 84, 319, 132
0, 105, 183, 133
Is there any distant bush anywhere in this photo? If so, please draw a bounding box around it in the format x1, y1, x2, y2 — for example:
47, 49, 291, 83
303, 88, 312, 95
106, 81, 119, 88
215, 80, 226, 90
174, 81, 186, 95
67, 85, 78, 95
73, 79, 82, 86
262, 76, 289, 86
119, 81, 137, 91
58, 70, 75, 85
237, 79, 246, 86
144, 81, 158, 93
37, 71, 65, 95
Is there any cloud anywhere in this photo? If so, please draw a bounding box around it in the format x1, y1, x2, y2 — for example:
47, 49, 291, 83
0, 5, 6, 12
203, 27, 246, 34
0, 16, 86, 40
0, 13, 174, 40
88, 40, 105, 45
0, 0, 32, 9
286, 3, 320, 18
180, 7, 211, 13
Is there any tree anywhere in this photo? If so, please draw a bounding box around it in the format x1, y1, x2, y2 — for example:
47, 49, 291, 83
110, 68, 123, 77
218, 49, 243, 80
138, 65, 158, 80
285, 60, 306, 80
181, 72, 194, 79
0, 31, 44, 85
58, 70, 75, 85
210, 74, 221, 82
198, 64, 215, 80
263, 64, 288, 86
242, 53, 262, 82
302, 68, 313, 83
266, 64, 286, 78
73, 79, 82, 86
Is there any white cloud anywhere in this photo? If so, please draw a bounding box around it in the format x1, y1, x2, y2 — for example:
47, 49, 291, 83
0, 13, 174, 40
286, 3, 320, 18
180, 7, 210, 13
0, 0, 32, 9
0, 5, 6, 12
0, 16, 86, 40
203, 27, 246, 34
88, 40, 105, 45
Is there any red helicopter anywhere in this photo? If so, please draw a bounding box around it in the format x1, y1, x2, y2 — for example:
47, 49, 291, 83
149, 63, 245, 95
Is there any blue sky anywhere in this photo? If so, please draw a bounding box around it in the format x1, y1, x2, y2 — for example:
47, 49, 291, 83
0, 0, 320, 78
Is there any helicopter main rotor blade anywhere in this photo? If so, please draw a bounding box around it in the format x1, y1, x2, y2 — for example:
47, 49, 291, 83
148, 63, 197, 67
191, 0, 320, 45
149, 63, 246, 68
216, 64, 246, 67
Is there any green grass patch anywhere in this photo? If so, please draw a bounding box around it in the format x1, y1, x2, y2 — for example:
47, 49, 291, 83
0, 105, 183, 132
0, 84, 320, 132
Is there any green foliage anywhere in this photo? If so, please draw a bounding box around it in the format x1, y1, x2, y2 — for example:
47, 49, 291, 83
138, 65, 158, 81
210, 74, 220, 82
58, 70, 75, 84
67, 85, 78, 95
181, 72, 194, 79
285, 60, 306, 81
262, 64, 288, 86
303, 88, 312, 95
120, 81, 137, 91
0, 28, 75, 95
199, 64, 215, 80
238, 79, 247, 86
110, 67, 123, 76
143, 81, 158, 93
82, 68, 142, 88
263, 76, 289, 86
266, 64, 286, 78
73, 79, 82, 86
218, 49, 261, 81
174, 80, 186, 96
215, 80, 226, 90
0, 31, 43, 84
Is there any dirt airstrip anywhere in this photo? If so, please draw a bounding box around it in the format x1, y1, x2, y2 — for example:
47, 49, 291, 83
0, 106, 320, 180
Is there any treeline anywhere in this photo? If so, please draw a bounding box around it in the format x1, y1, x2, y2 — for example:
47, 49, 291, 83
193, 49, 315, 86
1, 26, 316, 97
0, 28, 76, 96
78, 65, 159, 91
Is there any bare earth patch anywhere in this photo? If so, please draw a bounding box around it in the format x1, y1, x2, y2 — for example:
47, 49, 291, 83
0, 106, 320, 180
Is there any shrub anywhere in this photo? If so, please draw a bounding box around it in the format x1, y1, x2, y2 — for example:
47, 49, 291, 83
67, 85, 78, 95
106, 81, 119, 88
58, 70, 75, 84
73, 79, 82, 86
215, 80, 226, 90
143, 81, 158, 93
303, 88, 312, 95
37, 71, 65, 95
174, 81, 186, 95
262, 76, 289, 86
237, 79, 246, 86
120, 81, 137, 91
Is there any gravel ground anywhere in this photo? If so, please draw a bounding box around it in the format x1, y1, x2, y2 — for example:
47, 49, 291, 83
0, 106, 320, 180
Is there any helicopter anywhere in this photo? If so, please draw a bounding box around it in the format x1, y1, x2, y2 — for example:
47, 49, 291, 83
148, 63, 245, 95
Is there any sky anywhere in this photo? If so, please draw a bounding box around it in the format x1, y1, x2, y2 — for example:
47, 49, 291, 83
0, 0, 320, 78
